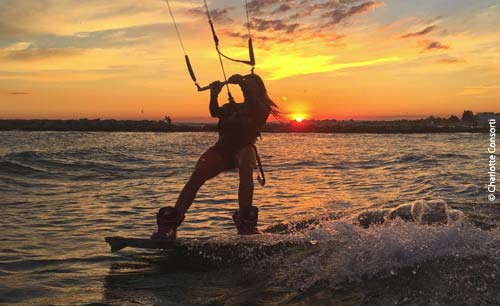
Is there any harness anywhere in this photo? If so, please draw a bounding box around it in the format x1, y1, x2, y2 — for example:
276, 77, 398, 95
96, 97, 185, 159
218, 102, 267, 186
252, 144, 266, 186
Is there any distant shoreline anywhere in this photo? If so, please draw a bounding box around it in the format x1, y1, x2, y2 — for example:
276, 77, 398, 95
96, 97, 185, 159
0, 119, 486, 134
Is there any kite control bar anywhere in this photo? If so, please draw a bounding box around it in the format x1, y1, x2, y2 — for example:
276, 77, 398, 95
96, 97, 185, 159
196, 80, 231, 92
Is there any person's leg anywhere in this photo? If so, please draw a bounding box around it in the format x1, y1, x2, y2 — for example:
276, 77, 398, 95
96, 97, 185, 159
152, 148, 224, 239
232, 145, 260, 235
235, 145, 256, 209
175, 148, 225, 215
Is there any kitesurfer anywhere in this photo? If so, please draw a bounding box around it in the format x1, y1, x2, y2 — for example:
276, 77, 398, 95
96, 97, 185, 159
152, 73, 278, 240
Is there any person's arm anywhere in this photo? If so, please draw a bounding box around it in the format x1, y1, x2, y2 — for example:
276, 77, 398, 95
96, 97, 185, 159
209, 81, 223, 118
209, 94, 220, 118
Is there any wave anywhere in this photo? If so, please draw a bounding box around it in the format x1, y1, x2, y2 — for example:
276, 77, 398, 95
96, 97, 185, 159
3, 150, 42, 160
435, 152, 472, 159
4, 149, 147, 164
1, 149, 164, 181
393, 152, 470, 167
278, 160, 326, 168
53, 149, 149, 164
395, 153, 437, 164
456, 184, 480, 196
0, 255, 113, 273
0, 160, 46, 175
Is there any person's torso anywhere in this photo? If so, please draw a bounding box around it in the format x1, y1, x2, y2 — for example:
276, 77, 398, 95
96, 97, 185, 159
217, 102, 261, 149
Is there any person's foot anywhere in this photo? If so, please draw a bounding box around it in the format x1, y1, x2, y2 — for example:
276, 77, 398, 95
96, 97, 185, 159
233, 206, 261, 235
151, 206, 184, 240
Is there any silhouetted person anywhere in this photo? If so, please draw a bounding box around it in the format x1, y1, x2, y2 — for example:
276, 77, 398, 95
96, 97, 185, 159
152, 73, 279, 239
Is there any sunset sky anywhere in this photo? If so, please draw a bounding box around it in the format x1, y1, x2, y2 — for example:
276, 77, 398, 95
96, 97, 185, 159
1, 0, 499, 122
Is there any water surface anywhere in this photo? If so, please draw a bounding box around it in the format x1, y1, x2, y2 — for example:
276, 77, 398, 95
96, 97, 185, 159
0, 132, 498, 305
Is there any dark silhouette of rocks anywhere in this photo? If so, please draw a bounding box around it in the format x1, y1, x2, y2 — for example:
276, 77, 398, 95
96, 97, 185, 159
263, 117, 484, 133
0, 119, 212, 132
0, 117, 487, 133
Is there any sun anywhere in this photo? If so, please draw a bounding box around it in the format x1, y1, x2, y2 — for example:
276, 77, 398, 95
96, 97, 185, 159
294, 115, 304, 123
290, 111, 308, 122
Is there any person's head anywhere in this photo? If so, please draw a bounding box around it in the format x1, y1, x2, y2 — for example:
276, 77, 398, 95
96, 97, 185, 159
239, 73, 279, 118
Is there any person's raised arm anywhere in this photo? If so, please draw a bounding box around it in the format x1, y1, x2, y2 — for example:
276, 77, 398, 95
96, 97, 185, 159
209, 81, 223, 118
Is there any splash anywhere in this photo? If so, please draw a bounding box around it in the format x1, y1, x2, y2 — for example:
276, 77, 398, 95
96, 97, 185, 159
268, 201, 498, 291
357, 199, 465, 227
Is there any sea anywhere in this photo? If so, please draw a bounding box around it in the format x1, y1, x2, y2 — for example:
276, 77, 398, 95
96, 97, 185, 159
0, 131, 499, 306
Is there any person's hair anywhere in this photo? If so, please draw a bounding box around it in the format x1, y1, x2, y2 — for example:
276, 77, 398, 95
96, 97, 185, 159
241, 73, 279, 118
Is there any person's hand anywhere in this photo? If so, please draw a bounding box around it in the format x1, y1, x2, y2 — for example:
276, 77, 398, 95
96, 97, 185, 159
210, 81, 223, 96
228, 74, 244, 85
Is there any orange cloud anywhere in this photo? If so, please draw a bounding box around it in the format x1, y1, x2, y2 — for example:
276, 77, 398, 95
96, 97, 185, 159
259, 53, 400, 80
400, 25, 438, 39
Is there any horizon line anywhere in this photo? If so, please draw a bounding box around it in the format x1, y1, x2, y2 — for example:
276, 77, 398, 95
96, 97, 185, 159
0, 113, 475, 123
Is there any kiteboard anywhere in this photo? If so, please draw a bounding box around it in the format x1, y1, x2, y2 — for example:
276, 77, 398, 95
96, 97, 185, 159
105, 234, 315, 253
105, 212, 346, 253
105, 236, 211, 252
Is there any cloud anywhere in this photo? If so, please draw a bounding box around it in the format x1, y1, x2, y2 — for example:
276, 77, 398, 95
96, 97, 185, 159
0, 0, 197, 37
421, 40, 449, 51
70, 23, 170, 48
3, 47, 84, 61
4, 42, 33, 51
322, 1, 385, 26
251, 18, 300, 33
246, 0, 384, 30
86, 2, 161, 20
400, 25, 438, 39
187, 6, 235, 23
3, 91, 30, 95
212, 0, 384, 49
0, 22, 172, 55
436, 57, 464, 64
224, 30, 280, 43
0, 22, 30, 40
0, 66, 133, 82
247, 0, 284, 15
0, 0, 385, 61
260, 53, 400, 80
272, 4, 293, 14
0, 1, 50, 38
458, 85, 499, 96
0, 0, 400, 87
426, 16, 443, 24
